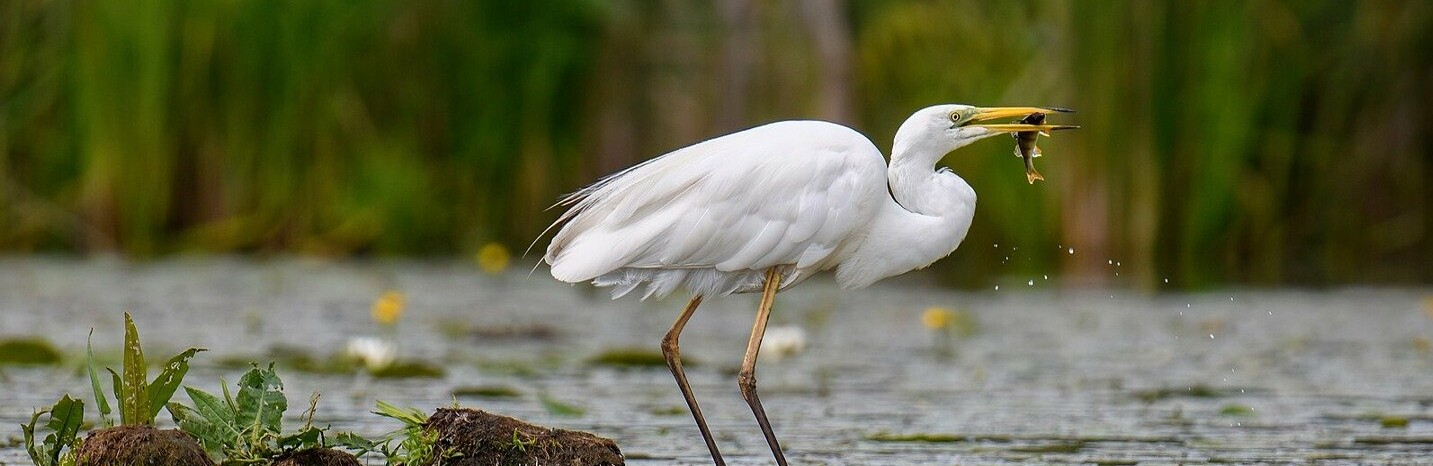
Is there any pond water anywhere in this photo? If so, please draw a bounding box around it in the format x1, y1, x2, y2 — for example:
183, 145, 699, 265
1, 258, 1432, 464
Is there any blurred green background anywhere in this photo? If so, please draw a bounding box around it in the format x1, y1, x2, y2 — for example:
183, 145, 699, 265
1, 0, 1429, 288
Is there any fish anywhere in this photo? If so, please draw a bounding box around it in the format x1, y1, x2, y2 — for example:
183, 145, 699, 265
1013, 113, 1048, 184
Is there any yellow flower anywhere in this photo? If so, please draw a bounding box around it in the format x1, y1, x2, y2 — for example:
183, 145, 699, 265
922, 307, 953, 330
476, 242, 511, 275
372, 290, 405, 326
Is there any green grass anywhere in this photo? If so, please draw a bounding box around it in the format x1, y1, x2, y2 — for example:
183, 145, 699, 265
0, 0, 1428, 286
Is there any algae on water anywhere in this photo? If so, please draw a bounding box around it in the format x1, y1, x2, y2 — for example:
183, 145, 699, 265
0, 338, 63, 365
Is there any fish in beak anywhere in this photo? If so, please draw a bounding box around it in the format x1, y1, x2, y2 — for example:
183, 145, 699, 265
969, 107, 1078, 184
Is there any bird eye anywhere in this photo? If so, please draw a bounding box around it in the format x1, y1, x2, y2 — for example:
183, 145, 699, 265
949, 111, 962, 122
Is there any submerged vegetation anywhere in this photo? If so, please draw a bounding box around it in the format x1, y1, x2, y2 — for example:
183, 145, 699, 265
0, 338, 63, 365
0, 1, 1428, 287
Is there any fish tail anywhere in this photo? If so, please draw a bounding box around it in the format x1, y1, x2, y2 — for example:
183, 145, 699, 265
1026, 168, 1045, 184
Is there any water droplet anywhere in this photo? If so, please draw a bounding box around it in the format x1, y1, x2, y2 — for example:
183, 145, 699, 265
1163, 278, 1169, 283
994, 285, 1000, 290
1107, 259, 1114, 265
1116, 261, 1121, 267
994, 243, 999, 248
1027, 279, 1035, 286
1230, 297, 1235, 301
1209, 334, 1215, 339
1042, 275, 1048, 280
1186, 303, 1192, 308
1067, 247, 1074, 254
1267, 311, 1273, 315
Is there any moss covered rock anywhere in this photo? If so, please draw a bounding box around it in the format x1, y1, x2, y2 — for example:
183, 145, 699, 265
76, 425, 213, 466
271, 447, 362, 466
424, 407, 623, 466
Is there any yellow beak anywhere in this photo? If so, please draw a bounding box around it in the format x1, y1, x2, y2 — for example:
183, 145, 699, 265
969, 107, 1079, 133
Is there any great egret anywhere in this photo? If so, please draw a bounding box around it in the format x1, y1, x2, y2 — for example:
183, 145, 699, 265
544, 104, 1075, 465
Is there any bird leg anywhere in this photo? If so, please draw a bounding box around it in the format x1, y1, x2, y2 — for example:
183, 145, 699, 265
662, 295, 726, 466
739, 268, 789, 466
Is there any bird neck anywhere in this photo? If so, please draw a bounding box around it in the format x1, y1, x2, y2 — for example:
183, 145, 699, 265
887, 138, 967, 216
834, 142, 977, 289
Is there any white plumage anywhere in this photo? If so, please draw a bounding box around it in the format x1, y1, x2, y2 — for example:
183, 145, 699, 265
545, 120, 886, 299
542, 104, 1074, 300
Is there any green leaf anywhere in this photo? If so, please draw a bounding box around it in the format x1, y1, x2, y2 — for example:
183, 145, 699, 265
146, 348, 205, 419
235, 364, 286, 436
21, 407, 49, 466
221, 376, 236, 413
45, 395, 84, 456
168, 402, 226, 453
330, 432, 377, 454
373, 400, 427, 427
183, 386, 242, 443
276, 426, 322, 450
121, 312, 150, 425
86, 330, 112, 426
106, 368, 126, 425
20, 396, 85, 466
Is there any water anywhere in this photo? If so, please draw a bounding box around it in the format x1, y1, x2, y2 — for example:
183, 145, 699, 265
1, 258, 1431, 464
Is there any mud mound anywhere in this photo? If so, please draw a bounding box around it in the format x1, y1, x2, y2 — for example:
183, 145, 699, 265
76, 425, 213, 466
424, 407, 623, 466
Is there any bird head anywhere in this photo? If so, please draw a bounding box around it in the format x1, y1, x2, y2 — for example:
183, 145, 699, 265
894, 104, 1077, 156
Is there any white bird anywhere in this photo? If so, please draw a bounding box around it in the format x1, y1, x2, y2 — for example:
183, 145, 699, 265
544, 104, 1074, 465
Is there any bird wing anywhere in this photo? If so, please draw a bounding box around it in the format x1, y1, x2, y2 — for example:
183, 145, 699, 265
544, 120, 887, 283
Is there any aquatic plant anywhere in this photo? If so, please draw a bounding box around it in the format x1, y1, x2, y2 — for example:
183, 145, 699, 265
87, 313, 206, 427
20, 394, 84, 466
0, 338, 64, 365
168, 364, 353, 464
336, 401, 456, 466
538, 395, 586, 418
759, 325, 808, 360
344, 337, 397, 371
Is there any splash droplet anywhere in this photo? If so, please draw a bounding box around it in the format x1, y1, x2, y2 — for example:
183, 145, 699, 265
1067, 247, 1075, 254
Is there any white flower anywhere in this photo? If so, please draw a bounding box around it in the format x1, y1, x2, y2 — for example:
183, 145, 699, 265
760, 325, 807, 360
345, 336, 396, 371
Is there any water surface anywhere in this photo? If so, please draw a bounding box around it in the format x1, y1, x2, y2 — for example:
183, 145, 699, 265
1, 258, 1431, 464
